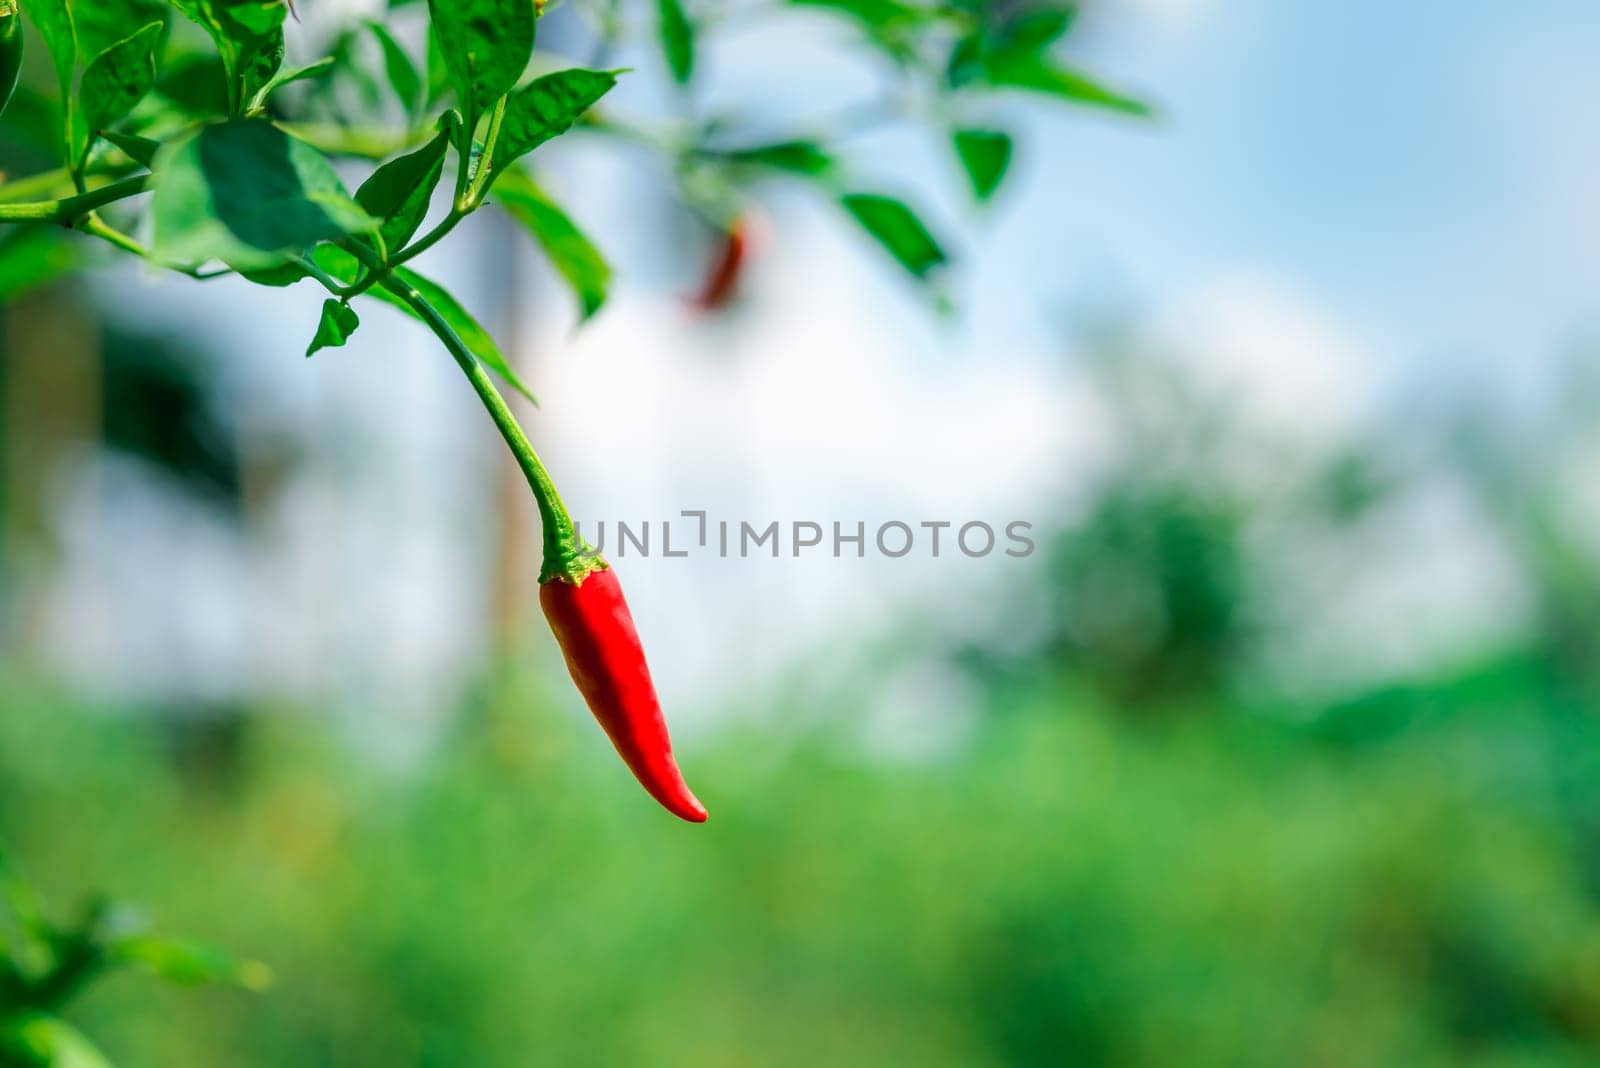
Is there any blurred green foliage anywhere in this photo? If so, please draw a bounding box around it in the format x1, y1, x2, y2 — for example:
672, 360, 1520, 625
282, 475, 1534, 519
3, 647, 1600, 1066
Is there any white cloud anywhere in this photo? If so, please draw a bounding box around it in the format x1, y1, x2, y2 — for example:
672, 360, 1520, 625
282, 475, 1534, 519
1153, 272, 1376, 445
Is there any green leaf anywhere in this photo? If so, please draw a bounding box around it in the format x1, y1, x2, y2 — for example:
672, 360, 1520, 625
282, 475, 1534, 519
952, 6, 1081, 89
0, 87, 66, 162
73, 0, 166, 60
307, 298, 360, 356
719, 139, 835, 177
108, 934, 273, 990
319, 26, 382, 113
984, 55, 1150, 116
657, 0, 694, 84
486, 68, 618, 187
840, 193, 947, 280
790, 0, 922, 33
308, 242, 361, 280
80, 22, 162, 134
998, 6, 1077, 51
492, 170, 611, 321
0, 13, 22, 122
946, 34, 982, 87
789, 0, 926, 57
22, 0, 80, 156
22, 0, 74, 102
238, 260, 309, 287
168, 0, 215, 29
222, 1, 287, 36
425, 24, 452, 106
366, 19, 422, 114
355, 124, 450, 251
158, 53, 230, 116
248, 56, 335, 113
235, 24, 286, 109
0, 1012, 113, 1068
172, 0, 286, 113
370, 267, 539, 404
151, 119, 379, 270
0, 227, 76, 301
427, 0, 534, 120
99, 129, 161, 168
952, 128, 1011, 201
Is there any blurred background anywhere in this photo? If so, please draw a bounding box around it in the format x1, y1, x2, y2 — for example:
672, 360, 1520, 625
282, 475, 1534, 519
8, 0, 1600, 1063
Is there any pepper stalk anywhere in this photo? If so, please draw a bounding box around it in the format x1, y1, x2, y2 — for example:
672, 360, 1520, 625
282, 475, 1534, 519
376, 274, 601, 585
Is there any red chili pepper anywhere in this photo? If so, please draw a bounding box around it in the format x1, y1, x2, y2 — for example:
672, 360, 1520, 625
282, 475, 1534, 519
541, 565, 708, 823
536, 494, 707, 826
689, 217, 747, 311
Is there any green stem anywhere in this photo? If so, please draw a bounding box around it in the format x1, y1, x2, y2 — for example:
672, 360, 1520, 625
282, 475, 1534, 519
468, 95, 509, 207
78, 214, 143, 256
390, 210, 461, 267
293, 253, 346, 294
0, 175, 150, 223
77, 214, 233, 280
376, 271, 598, 584
65, 106, 86, 196
453, 108, 477, 208
331, 209, 465, 303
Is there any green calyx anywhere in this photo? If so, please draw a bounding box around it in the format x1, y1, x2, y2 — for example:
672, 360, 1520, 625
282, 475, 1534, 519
530, 470, 604, 586
540, 544, 608, 586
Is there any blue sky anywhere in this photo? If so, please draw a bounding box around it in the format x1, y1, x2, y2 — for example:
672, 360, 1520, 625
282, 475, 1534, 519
979, 1, 1600, 385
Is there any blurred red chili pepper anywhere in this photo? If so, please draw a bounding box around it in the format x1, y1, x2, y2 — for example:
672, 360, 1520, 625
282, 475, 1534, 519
541, 563, 708, 823
690, 217, 747, 311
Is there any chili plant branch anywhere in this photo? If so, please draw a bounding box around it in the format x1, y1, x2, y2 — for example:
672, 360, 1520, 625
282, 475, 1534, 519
380, 207, 466, 274
470, 96, 509, 207
374, 271, 586, 581
0, 175, 149, 223
73, 215, 233, 281
292, 254, 348, 294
